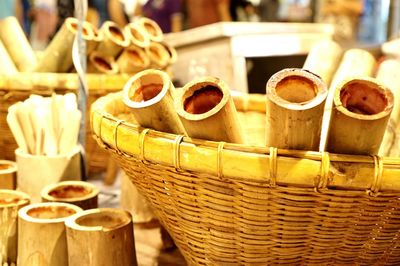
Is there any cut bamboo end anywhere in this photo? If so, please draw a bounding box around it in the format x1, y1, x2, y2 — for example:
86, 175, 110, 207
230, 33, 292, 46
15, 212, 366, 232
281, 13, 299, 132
160, 42, 178, 65
97, 21, 130, 57
41, 181, 99, 210
66, 18, 95, 41
65, 208, 137, 266
265, 68, 327, 150
124, 23, 150, 48
88, 51, 119, 74
327, 77, 394, 155
175, 76, 245, 143
122, 69, 186, 134
137, 17, 163, 43
146, 42, 170, 69
18, 202, 82, 266
0, 190, 30, 265
0, 161, 17, 190
117, 46, 150, 73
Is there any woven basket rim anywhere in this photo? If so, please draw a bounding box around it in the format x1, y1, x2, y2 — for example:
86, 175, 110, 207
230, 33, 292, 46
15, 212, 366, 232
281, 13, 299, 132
91, 92, 400, 193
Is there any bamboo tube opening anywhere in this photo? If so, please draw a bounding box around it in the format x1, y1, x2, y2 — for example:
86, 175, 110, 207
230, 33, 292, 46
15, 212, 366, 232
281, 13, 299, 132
0, 163, 13, 170
69, 21, 91, 37
127, 49, 145, 65
94, 56, 112, 71
275, 76, 317, 103
109, 26, 125, 42
0, 160, 16, 173
147, 42, 170, 68
88, 52, 119, 74
184, 85, 223, 114
132, 83, 163, 102
130, 27, 145, 42
27, 205, 77, 219
48, 185, 92, 199
76, 211, 130, 229
0, 190, 29, 207
138, 18, 163, 42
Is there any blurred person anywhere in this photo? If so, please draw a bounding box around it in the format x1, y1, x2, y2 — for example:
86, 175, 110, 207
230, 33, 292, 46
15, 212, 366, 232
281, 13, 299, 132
185, 0, 231, 28
30, 0, 58, 50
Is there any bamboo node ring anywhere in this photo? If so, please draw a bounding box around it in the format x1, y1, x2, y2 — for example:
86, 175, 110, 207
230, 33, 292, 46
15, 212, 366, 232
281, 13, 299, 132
173, 135, 184, 170
317, 152, 330, 191
269, 147, 278, 187
368, 155, 383, 196
113, 120, 124, 155
138, 129, 150, 162
217, 142, 226, 179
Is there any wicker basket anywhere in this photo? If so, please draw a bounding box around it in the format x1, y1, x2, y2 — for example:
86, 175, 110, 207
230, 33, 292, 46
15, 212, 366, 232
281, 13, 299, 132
91, 92, 400, 265
0, 73, 130, 174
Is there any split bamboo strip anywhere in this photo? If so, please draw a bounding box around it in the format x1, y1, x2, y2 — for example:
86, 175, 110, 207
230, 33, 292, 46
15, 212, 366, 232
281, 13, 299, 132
18, 202, 82, 266
117, 45, 150, 73
41, 181, 99, 210
124, 23, 150, 48
87, 51, 119, 74
146, 42, 170, 69
97, 21, 130, 57
326, 77, 394, 155
0, 161, 17, 190
137, 17, 163, 43
265, 68, 327, 150
175, 76, 245, 143
0, 17, 37, 72
0, 41, 17, 75
0, 190, 30, 265
303, 39, 342, 86
65, 208, 137, 266
122, 69, 186, 134
35, 17, 95, 73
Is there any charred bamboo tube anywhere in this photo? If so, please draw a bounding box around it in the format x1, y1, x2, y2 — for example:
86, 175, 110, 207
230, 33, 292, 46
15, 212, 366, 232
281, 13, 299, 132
0, 40, 17, 74
97, 21, 130, 57
124, 23, 150, 48
41, 181, 99, 210
326, 77, 394, 155
117, 45, 150, 73
160, 42, 178, 65
265, 68, 327, 150
122, 69, 186, 134
175, 76, 245, 143
87, 51, 119, 74
35, 17, 95, 73
0, 190, 30, 265
0, 161, 17, 190
87, 23, 104, 54
146, 42, 170, 69
303, 39, 342, 86
0, 16, 37, 72
137, 17, 163, 43
65, 208, 138, 266
17, 202, 82, 266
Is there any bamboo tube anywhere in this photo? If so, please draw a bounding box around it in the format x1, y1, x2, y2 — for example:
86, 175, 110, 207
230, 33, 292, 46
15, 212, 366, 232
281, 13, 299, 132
0, 161, 17, 190
160, 42, 178, 65
65, 208, 137, 266
87, 23, 104, 54
265, 68, 327, 150
18, 202, 82, 266
116, 45, 150, 73
0, 190, 30, 265
41, 181, 99, 210
35, 17, 95, 73
122, 69, 186, 134
0, 16, 37, 72
0, 40, 17, 74
326, 77, 394, 155
137, 17, 163, 43
303, 39, 343, 86
175, 76, 245, 143
97, 21, 130, 57
124, 23, 150, 48
146, 42, 170, 69
87, 51, 119, 74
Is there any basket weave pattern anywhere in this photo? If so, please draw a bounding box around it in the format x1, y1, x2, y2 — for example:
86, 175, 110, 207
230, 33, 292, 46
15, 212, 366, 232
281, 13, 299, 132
92, 92, 400, 265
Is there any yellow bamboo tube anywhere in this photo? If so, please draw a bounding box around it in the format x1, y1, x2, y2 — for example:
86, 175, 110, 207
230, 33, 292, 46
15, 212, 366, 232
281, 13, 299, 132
175, 76, 245, 143
40, 181, 99, 210
87, 23, 104, 54
87, 51, 119, 74
265, 68, 327, 150
97, 21, 130, 57
18, 202, 82, 266
137, 17, 163, 43
0, 190, 30, 265
303, 39, 343, 86
35, 17, 95, 73
0, 16, 37, 72
326, 77, 394, 155
0, 161, 17, 190
116, 45, 150, 73
146, 42, 170, 69
160, 42, 178, 65
122, 69, 186, 134
65, 208, 138, 266
124, 23, 150, 48
0, 40, 18, 74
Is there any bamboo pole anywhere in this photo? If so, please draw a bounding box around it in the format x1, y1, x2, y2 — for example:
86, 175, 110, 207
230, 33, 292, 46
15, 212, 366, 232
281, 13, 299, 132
0, 40, 17, 75
87, 51, 119, 74
326, 77, 394, 155
96, 21, 130, 57
0, 161, 17, 190
41, 181, 99, 210
122, 69, 186, 134
0, 190, 30, 265
175, 76, 245, 143
265, 68, 327, 150
17, 202, 82, 266
124, 23, 150, 48
35, 17, 94, 73
116, 45, 150, 73
146, 42, 170, 69
0, 16, 37, 72
303, 39, 343, 86
136, 17, 163, 43
65, 208, 137, 266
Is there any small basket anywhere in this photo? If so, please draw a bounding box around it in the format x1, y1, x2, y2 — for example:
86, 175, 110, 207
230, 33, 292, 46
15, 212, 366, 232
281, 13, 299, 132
0, 73, 130, 174
91, 92, 400, 265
